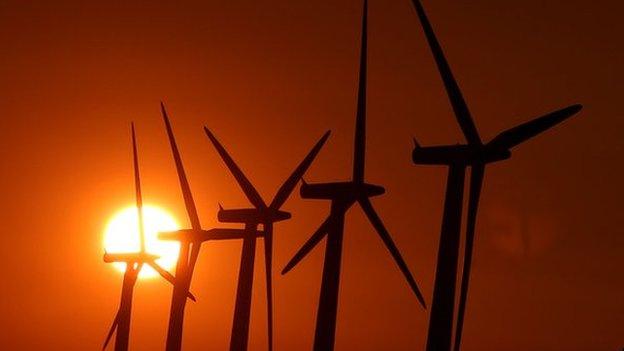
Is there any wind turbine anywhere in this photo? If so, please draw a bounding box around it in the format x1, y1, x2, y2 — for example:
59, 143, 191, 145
407, 1, 582, 350
157, 103, 257, 351
102, 123, 196, 351
281, 1, 426, 350
203, 127, 330, 351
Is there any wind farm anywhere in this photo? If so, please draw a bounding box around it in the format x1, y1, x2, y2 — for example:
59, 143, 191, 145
3, 0, 621, 350
95, 1, 583, 349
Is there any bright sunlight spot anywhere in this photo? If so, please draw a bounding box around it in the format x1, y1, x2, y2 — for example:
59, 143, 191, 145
103, 204, 180, 279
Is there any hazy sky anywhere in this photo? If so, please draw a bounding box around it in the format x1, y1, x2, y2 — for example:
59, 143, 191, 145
0, 0, 621, 350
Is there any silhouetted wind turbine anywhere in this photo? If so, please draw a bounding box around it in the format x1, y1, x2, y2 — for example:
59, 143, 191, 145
203, 127, 330, 351
103, 123, 196, 351
281, 1, 426, 350
407, 1, 582, 350
157, 103, 257, 351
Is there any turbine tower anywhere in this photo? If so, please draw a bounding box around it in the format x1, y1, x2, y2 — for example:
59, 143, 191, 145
158, 104, 256, 351
407, 1, 582, 350
281, 1, 426, 350
102, 123, 196, 351
203, 128, 330, 351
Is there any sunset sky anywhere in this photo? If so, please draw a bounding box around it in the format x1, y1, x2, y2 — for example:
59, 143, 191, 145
0, 0, 622, 350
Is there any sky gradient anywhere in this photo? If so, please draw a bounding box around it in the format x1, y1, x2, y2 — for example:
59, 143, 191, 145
0, 0, 622, 350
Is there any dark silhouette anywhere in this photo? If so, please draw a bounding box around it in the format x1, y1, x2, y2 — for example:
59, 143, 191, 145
157, 104, 257, 351
407, 1, 582, 350
103, 123, 196, 351
281, 1, 426, 350
203, 127, 330, 351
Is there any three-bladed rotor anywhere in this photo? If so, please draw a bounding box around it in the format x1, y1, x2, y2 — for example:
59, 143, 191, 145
282, 0, 427, 310
203, 126, 330, 351
408, 1, 582, 350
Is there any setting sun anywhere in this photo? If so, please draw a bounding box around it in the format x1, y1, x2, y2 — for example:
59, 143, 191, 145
103, 204, 180, 279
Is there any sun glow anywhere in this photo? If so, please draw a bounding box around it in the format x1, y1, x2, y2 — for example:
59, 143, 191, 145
103, 204, 180, 279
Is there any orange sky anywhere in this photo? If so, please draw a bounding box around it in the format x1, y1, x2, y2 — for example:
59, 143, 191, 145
0, 0, 622, 350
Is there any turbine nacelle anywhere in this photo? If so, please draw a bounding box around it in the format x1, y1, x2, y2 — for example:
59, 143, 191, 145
103, 251, 160, 263
158, 228, 263, 243
412, 143, 511, 165
217, 207, 291, 224
300, 180, 385, 201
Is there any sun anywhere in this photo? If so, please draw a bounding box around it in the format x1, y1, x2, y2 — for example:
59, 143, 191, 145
103, 204, 180, 279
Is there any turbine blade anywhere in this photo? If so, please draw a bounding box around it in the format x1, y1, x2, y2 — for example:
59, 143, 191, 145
281, 217, 331, 274
203, 127, 266, 209
353, 0, 368, 183
160, 102, 202, 230
454, 164, 485, 351
264, 223, 274, 351
204, 228, 258, 241
102, 309, 119, 350
358, 197, 427, 308
131, 123, 146, 253
409, 0, 482, 145
269, 131, 330, 209
487, 104, 582, 150
147, 261, 196, 302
